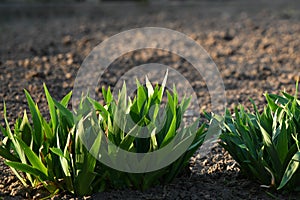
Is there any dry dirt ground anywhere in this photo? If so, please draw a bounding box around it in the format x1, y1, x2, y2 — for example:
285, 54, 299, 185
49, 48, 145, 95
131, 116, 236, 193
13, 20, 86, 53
0, 1, 300, 199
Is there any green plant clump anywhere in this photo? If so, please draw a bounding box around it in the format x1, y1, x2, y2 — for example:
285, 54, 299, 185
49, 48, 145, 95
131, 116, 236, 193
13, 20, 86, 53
0, 75, 207, 196
220, 84, 300, 191
0, 84, 101, 196
76, 74, 207, 190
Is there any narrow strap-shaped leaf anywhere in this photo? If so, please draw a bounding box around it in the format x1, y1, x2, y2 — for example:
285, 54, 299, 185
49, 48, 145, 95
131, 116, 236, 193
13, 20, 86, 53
2, 102, 26, 162
269, 94, 289, 105
180, 96, 191, 114
15, 137, 48, 176
149, 128, 158, 151
258, 123, 282, 175
136, 79, 147, 112
0, 123, 7, 137
145, 76, 154, 98
102, 86, 113, 104
50, 148, 68, 160
278, 151, 300, 190
0, 145, 20, 162
5, 161, 48, 181
160, 114, 177, 148
157, 70, 168, 102
250, 98, 259, 115
24, 90, 43, 146
9, 166, 29, 186
282, 91, 296, 101
89, 128, 103, 159
50, 146, 71, 177
87, 97, 109, 119
53, 99, 74, 125
119, 119, 143, 150
42, 118, 54, 142
74, 145, 97, 195
20, 110, 33, 146
275, 122, 288, 164
295, 80, 299, 98
265, 93, 279, 112
62, 132, 72, 176
60, 90, 73, 107
44, 83, 58, 133
167, 91, 175, 114
74, 170, 96, 196
187, 124, 206, 151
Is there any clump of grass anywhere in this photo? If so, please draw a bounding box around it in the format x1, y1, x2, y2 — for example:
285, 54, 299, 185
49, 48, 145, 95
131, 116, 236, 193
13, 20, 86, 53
219, 83, 300, 191
0, 84, 103, 196
78, 72, 207, 190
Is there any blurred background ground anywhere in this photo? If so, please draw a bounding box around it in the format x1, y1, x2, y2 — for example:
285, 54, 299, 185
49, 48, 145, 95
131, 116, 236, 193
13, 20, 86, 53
0, 0, 300, 199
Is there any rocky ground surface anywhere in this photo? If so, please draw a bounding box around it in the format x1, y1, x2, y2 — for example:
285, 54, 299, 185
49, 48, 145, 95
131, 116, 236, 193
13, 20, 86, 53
0, 1, 300, 199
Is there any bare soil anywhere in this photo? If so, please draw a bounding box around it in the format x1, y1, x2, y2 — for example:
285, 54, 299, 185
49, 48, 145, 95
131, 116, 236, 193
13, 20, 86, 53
0, 1, 300, 199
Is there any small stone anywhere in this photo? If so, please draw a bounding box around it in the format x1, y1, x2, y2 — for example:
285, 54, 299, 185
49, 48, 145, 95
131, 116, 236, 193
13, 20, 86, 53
17, 60, 23, 66
287, 73, 294, 80
33, 56, 39, 62
6, 175, 15, 185
65, 73, 72, 79
25, 71, 45, 79
6, 60, 15, 65
279, 74, 291, 84
66, 52, 73, 59
189, 33, 197, 40
24, 58, 30, 67
57, 54, 64, 59
206, 36, 216, 46
42, 56, 48, 62
25, 71, 38, 80
62, 35, 72, 45
287, 73, 300, 82
67, 58, 73, 65
63, 81, 69, 88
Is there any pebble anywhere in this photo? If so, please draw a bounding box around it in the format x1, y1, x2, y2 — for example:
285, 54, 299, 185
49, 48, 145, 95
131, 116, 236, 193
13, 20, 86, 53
62, 35, 72, 45
67, 58, 73, 65
65, 73, 72, 79
42, 56, 48, 62
57, 54, 64, 59
6, 60, 15, 65
25, 71, 43, 80
24, 58, 30, 68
